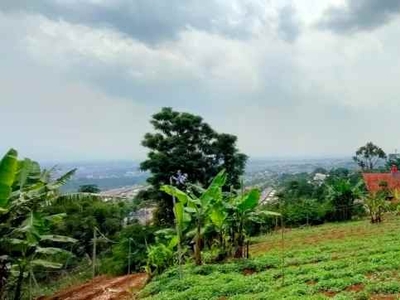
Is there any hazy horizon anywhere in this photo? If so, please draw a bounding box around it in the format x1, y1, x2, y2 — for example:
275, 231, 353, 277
2, 0, 400, 161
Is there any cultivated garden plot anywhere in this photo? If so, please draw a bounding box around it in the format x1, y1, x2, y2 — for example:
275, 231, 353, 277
140, 216, 400, 300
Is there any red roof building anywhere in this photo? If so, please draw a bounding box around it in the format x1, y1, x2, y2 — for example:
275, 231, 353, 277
362, 166, 400, 193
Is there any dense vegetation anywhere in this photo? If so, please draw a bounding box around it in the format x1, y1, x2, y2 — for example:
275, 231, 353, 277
140, 107, 247, 226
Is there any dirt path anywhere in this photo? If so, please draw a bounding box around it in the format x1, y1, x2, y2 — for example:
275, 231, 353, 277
39, 273, 148, 300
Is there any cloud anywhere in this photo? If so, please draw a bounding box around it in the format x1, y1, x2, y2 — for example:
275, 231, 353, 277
20, 14, 282, 107
2, 1, 400, 161
278, 4, 302, 42
318, 0, 400, 34
0, 0, 290, 43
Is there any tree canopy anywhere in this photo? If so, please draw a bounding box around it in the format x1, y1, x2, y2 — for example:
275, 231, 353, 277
140, 107, 247, 225
353, 142, 386, 171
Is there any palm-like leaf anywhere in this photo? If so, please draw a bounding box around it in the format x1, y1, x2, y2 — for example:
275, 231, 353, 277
31, 259, 62, 269
0, 149, 18, 207
238, 189, 261, 212
160, 185, 190, 205
47, 168, 77, 191
40, 235, 77, 243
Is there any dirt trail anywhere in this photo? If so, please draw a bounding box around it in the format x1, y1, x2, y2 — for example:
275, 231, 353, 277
39, 273, 148, 300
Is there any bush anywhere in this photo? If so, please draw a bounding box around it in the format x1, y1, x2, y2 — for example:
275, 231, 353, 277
100, 224, 157, 275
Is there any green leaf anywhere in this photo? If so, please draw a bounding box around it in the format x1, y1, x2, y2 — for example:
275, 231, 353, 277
167, 236, 178, 249
18, 212, 45, 245
44, 213, 67, 224
173, 202, 184, 228
210, 208, 227, 229
16, 158, 31, 190
40, 235, 77, 243
200, 170, 226, 206
47, 168, 77, 190
160, 185, 190, 205
257, 210, 281, 217
0, 149, 18, 207
184, 206, 197, 214
238, 189, 261, 212
36, 247, 70, 255
31, 259, 62, 269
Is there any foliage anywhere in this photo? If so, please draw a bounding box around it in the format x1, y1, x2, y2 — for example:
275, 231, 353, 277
44, 196, 129, 257
226, 189, 280, 258
160, 170, 279, 264
353, 142, 387, 171
78, 184, 100, 193
140, 216, 400, 300
281, 198, 333, 226
385, 155, 400, 170
363, 192, 389, 223
161, 170, 227, 265
0, 149, 77, 300
100, 224, 157, 275
325, 177, 364, 222
140, 107, 247, 225
145, 231, 179, 277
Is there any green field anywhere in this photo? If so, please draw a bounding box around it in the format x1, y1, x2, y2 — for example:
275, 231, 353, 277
139, 216, 400, 300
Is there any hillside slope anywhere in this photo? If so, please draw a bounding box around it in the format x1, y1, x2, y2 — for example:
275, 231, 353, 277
140, 216, 400, 300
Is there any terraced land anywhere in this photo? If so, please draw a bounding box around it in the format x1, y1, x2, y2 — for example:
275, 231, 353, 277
140, 216, 400, 300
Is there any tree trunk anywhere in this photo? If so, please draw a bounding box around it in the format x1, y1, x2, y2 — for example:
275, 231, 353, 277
194, 221, 202, 266
234, 221, 244, 258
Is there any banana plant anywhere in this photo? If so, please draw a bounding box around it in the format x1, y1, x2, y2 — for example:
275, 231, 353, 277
227, 189, 280, 258
363, 192, 388, 223
7, 212, 76, 300
0, 149, 78, 300
161, 170, 227, 265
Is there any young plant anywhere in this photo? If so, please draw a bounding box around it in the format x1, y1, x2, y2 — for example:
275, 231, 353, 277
363, 192, 388, 223
227, 189, 280, 258
161, 170, 227, 265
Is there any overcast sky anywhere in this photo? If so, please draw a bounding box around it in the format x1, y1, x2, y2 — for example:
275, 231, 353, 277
1, 0, 400, 162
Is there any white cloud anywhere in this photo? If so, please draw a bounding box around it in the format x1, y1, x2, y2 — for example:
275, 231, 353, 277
2, 1, 400, 161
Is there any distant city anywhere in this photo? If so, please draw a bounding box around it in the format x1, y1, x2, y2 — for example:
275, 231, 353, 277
46, 157, 358, 195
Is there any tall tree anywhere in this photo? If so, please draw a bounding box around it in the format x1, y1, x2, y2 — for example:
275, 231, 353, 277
353, 142, 386, 171
141, 107, 247, 225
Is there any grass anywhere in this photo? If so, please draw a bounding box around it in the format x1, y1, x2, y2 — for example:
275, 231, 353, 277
139, 215, 400, 300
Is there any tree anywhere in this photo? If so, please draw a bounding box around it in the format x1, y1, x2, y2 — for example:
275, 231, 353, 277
353, 142, 386, 171
385, 155, 400, 170
141, 107, 247, 225
45, 196, 127, 257
79, 184, 100, 193
326, 178, 363, 221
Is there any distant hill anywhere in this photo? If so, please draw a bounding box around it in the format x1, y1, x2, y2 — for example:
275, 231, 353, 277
44, 157, 357, 192
41, 160, 149, 192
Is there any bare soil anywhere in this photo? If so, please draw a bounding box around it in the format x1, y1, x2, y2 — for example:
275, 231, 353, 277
38, 273, 148, 300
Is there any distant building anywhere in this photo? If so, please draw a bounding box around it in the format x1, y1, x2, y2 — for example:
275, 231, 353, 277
313, 173, 328, 184
125, 207, 156, 226
362, 166, 400, 194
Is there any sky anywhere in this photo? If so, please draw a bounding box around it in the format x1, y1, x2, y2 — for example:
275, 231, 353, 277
1, 0, 400, 162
